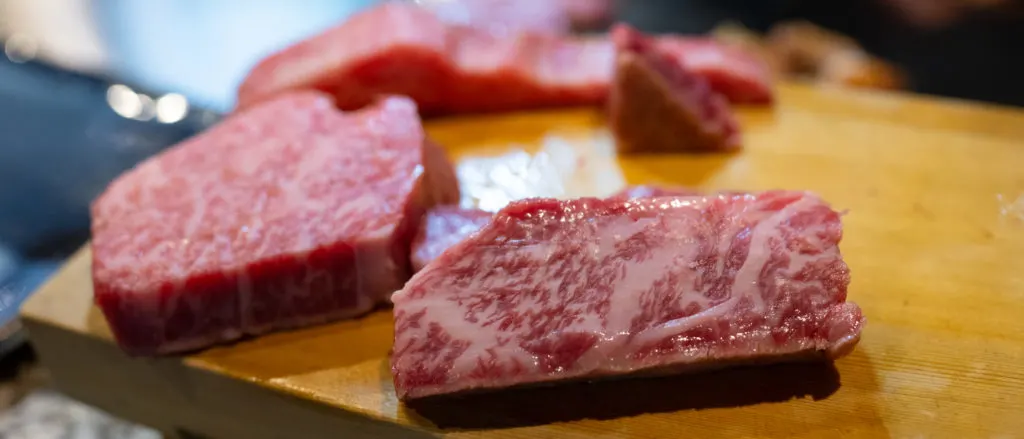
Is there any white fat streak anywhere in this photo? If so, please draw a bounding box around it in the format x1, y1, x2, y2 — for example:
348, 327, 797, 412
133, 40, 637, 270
630, 195, 818, 348
598, 238, 701, 370
440, 249, 539, 374
733, 195, 819, 313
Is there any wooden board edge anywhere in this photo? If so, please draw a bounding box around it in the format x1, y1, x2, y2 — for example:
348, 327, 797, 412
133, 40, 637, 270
23, 319, 435, 439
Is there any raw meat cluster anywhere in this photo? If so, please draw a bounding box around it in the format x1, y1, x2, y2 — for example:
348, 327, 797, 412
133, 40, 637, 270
90, 1, 862, 402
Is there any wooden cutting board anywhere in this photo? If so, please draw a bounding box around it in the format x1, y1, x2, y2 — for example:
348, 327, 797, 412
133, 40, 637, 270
20, 83, 1024, 439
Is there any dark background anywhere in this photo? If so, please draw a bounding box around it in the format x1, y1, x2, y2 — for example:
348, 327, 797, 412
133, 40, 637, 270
622, 0, 1024, 106
0, 0, 1021, 327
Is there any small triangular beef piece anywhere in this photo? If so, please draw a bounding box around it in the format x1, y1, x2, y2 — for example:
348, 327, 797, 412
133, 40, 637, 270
609, 24, 742, 154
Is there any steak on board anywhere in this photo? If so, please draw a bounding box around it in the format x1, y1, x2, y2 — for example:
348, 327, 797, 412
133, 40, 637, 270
391, 191, 864, 399
609, 24, 742, 154
91, 92, 459, 356
235, 3, 771, 115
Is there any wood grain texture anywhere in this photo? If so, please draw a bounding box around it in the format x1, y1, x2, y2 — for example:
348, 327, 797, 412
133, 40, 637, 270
20, 83, 1024, 438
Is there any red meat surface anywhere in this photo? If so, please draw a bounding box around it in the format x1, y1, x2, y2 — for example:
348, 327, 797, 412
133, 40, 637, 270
236, 3, 612, 115
90, 92, 459, 356
391, 191, 864, 400
608, 24, 742, 153
235, 3, 771, 115
410, 206, 492, 272
410, 186, 701, 272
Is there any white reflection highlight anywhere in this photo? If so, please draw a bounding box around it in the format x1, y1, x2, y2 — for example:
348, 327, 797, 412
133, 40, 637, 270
4, 33, 38, 63
156, 93, 188, 123
106, 84, 143, 119
456, 132, 627, 211
106, 84, 167, 122
998, 193, 1024, 221
136, 94, 157, 121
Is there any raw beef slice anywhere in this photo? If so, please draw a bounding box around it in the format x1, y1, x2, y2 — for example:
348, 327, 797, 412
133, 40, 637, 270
235, 3, 772, 115
411, 206, 492, 272
410, 186, 701, 272
609, 24, 741, 154
91, 92, 459, 356
236, 3, 612, 115
391, 191, 864, 399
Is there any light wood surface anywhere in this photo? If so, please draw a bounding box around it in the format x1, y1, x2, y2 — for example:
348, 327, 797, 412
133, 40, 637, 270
21, 83, 1024, 438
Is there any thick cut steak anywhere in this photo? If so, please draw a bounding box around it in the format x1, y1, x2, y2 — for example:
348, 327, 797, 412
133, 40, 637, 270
411, 206, 492, 272
91, 92, 459, 356
609, 24, 741, 154
410, 186, 700, 272
235, 3, 771, 115
391, 191, 864, 400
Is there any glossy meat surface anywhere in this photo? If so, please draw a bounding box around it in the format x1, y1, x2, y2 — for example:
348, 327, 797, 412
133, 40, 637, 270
392, 191, 864, 399
91, 92, 459, 355
411, 206, 492, 272
411, 186, 702, 272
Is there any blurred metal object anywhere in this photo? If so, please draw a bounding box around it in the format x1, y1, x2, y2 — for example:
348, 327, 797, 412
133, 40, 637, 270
0, 390, 160, 439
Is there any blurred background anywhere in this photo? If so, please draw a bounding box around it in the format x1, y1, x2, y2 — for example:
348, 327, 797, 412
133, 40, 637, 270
0, 0, 1021, 436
